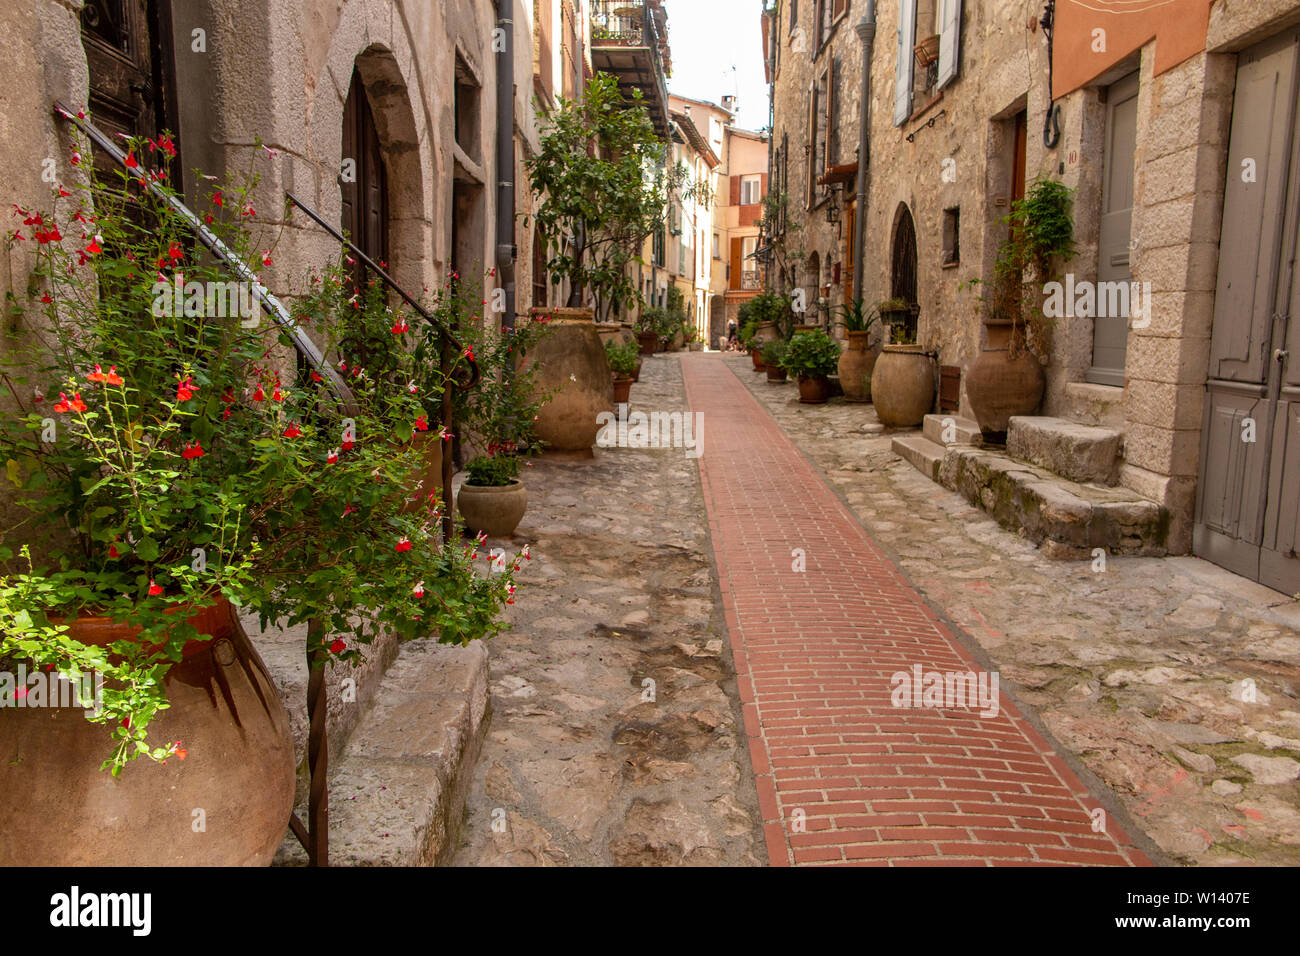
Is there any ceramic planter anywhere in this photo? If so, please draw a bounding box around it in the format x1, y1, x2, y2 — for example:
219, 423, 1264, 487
636, 331, 658, 356
750, 347, 766, 372
0, 599, 295, 865
526, 308, 611, 455
871, 344, 935, 427
766, 365, 788, 383
797, 374, 832, 404
612, 375, 633, 404
967, 320, 1044, 443
837, 330, 877, 403
457, 478, 528, 537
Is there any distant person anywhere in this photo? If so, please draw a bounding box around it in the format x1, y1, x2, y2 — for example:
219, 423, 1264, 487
727, 319, 738, 350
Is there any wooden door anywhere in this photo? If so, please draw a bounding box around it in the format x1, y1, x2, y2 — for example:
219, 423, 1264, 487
81, 0, 180, 186
1196, 27, 1300, 594
1088, 71, 1139, 386
341, 69, 389, 293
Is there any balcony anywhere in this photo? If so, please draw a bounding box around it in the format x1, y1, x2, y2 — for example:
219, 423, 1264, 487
591, 0, 671, 139
741, 270, 761, 290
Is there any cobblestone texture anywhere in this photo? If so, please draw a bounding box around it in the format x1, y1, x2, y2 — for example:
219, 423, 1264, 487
725, 353, 1300, 866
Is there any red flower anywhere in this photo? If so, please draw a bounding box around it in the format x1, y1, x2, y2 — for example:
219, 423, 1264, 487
271, 387, 284, 402
40, 293, 52, 304
310, 370, 323, 383
87, 364, 124, 386
212, 191, 223, 207
35, 226, 62, 244
343, 504, 356, 516
413, 581, 425, 599
251, 385, 265, 402
283, 423, 301, 438
395, 538, 412, 553
414, 415, 428, 432
464, 348, 475, 361
329, 639, 346, 654
175, 744, 187, 761
261, 252, 273, 266
326, 449, 339, 464
124, 152, 138, 169
84, 236, 102, 255
341, 439, 355, 451
148, 579, 163, 596
70, 151, 81, 166
52, 392, 86, 414
175, 377, 196, 402
221, 387, 235, 403
108, 543, 121, 559
182, 441, 205, 459
391, 319, 410, 335
222, 407, 232, 420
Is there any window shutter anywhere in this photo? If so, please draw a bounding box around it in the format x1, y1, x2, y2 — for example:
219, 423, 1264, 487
894, 0, 916, 126
730, 174, 741, 206
826, 58, 837, 169
760, 172, 768, 200
807, 81, 817, 204
730, 237, 743, 291
937, 0, 962, 90
833, 0, 847, 20
536, 0, 554, 103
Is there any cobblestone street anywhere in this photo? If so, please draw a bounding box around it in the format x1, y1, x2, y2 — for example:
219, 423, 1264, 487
725, 354, 1300, 866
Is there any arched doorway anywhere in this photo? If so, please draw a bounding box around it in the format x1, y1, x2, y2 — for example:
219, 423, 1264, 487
341, 68, 389, 294
805, 251, 820, 324
891, 204, 918, 305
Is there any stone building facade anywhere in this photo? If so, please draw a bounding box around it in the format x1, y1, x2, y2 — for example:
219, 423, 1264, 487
766, 0, 1300, 593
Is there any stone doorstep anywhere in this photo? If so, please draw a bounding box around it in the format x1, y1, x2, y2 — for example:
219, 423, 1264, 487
1007, 415, 1124, 486
922, 413, 981, 446
273, 639, 490, 866
938, 446, 1169, 559
891, 433, 945, 482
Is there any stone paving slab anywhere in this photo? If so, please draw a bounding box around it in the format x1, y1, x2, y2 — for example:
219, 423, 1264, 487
452, 354, 762, 866
681, 354, 1151, 867
725, 352, 1300, 866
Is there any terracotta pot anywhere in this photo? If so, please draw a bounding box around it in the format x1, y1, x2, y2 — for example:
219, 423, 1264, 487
766, 365, 788, 383
967, 324, 1045, 443
636, 331, 658, 356
870, 345, 936, 427
457, 478, 527, 537
0, 599, 295, 865
632, 359, 642, 383
750, 348, 766, 372
526, 308, 612, 454
612, 375, 633, 404
838, 331, 878, 403
754, 322, 779, 346
797, 374, 832, 404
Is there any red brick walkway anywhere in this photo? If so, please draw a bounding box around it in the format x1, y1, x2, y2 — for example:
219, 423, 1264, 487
681, 355, 1151, 867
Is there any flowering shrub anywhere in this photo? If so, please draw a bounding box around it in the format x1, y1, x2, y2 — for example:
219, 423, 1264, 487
0, 130, 524, 772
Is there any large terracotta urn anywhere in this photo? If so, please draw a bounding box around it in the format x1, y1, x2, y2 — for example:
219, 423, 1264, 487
0, 599, 295, 865
871, 344, 936, 427
965, 320, 1045, 444
837, 331, 877, 403
754, 322, 779, 346
526, 307, 612, 455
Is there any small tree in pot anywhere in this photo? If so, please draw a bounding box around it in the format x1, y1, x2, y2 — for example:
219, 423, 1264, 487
761, 339, 788, 383
606, 340, 639, 403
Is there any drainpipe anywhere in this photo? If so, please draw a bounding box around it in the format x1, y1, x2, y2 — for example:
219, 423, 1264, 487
851, 1, 876, 306
496, 0, 517, 332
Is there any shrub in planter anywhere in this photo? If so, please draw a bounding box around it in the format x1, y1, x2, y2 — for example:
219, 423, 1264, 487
782, 328, 841, 404
458, 454, 527, 538
0, 134, 526, 864
761, 339, 788, 382
605, 340, 639, 404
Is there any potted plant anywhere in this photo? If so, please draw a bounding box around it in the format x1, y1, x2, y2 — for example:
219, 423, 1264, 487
634, 308, 661, 355
833, 298, 881, 403
761, 339, 788, 382
606, 340, 639, 404
0, 135, 523, 865
964, 177, 1077, 443
457, 454, 528, 538
782, 329, 841, 404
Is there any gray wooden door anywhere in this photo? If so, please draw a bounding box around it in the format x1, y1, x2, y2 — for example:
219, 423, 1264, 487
1196, 28, 1300, 595
1087, 71, 1139, 386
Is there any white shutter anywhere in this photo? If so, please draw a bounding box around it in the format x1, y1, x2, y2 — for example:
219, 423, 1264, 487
937, 0, 962, 90
894, 0, 916, 126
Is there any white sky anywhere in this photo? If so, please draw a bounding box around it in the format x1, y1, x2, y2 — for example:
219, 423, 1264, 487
661, 0, 770, 132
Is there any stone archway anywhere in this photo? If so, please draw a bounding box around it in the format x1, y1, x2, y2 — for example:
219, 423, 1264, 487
890, 203, 918, 305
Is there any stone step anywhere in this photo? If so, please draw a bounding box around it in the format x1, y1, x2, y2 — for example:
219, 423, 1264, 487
891, 434, 946, 482
923, 413, 981, 447
939, 445, 1168, 559
274, 638, 490, 866
1007, 416, 1123, 486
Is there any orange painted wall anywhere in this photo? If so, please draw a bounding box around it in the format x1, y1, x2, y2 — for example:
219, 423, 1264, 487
1053, 0, 1216, 98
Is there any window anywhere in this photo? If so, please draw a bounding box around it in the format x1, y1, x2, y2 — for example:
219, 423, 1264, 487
740, 175, 761, 206
942, 206, 960, 266
789, 0, 798, 32
894, 0, 963, 127
713, 232, 721, 259
679, 239, 687, 276
710, 117, 724, 147
454, 54, 481, 160
808, 67, 831, 204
